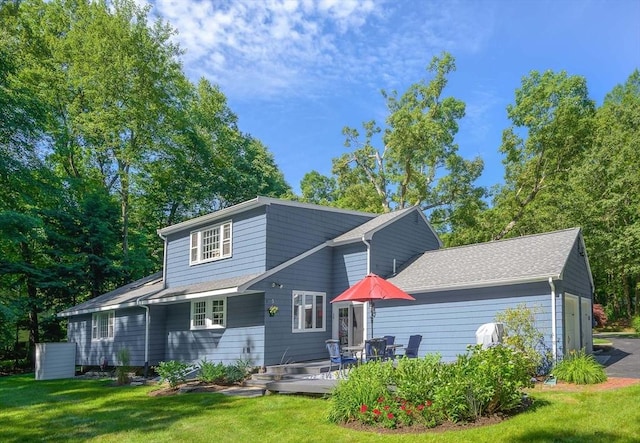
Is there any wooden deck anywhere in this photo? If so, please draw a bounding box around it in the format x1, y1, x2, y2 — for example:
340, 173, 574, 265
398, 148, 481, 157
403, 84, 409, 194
265, 378, 339, 395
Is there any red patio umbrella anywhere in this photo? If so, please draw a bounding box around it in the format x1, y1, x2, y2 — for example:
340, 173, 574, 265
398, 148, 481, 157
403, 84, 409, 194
331, 273, 415, 337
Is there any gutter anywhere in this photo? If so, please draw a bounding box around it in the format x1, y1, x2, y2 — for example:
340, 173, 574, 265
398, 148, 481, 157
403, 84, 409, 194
136, 297, 151, 378
549, 277, 557, 362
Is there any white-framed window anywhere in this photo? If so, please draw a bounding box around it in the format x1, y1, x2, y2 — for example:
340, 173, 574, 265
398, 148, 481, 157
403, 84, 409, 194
190, 221, 232, 265
292, 291, 326, 332
92, 311, 115, 340
190, 297, 227, 329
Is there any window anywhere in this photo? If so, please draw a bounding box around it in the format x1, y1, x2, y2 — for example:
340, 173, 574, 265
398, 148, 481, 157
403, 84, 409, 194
190, 221, 232, 265
190, 298, 227, 329
92, 311, 115, 340
292, 291, 326, 332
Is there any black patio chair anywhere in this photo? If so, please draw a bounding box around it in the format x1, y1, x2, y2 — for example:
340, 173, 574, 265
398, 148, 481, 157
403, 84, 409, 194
383, 335, 396, 360
365, 338, 387, 362
404, 334, 422, 358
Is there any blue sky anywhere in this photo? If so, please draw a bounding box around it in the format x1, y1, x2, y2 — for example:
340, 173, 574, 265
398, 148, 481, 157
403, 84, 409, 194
142, 0, 640, 194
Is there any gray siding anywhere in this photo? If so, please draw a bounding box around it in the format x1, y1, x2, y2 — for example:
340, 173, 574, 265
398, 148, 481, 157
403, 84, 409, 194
374, 282, 557, 361
265, 204, 372, 269
559, 236, 593, 298
164, 207, 267, 288
164, 293, 265, 366
68, 307, 151, 367
253, 248, 335, 365
332, 243, 368, 296
370, 211, 440, 278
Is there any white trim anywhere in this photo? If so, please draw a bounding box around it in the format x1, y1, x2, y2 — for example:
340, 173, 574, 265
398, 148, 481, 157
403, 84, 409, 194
145, 287, 244, 305
189, 220, 232, 265
189, 297, 227, 330
292, 290, 326, 333
396, 274, 563, 294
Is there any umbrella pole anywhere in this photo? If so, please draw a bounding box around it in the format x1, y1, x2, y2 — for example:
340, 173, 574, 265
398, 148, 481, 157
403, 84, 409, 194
370, 301, 376, 338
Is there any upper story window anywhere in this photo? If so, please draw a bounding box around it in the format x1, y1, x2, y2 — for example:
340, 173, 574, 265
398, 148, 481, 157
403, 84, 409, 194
92, 311, 114, 340
190, 221, 232, 265
191, 298, 226, 330
292, 291, 326, 333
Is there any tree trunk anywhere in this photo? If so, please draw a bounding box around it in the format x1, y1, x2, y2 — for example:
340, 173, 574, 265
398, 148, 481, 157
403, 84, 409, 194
26, 282, 39, 368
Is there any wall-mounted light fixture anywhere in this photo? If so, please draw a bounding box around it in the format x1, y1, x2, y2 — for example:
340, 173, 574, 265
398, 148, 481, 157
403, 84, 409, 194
271, 282, 283, 288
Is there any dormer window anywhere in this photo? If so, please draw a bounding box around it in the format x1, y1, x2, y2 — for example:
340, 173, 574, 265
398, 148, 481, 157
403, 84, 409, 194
190, 221, 232, 265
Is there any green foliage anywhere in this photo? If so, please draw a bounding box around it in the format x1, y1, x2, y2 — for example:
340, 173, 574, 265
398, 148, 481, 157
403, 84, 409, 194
224, 358, 254, 384
495, 303, 552, 376
309, 52, 485, 230
115, 348, 131, 385
155, 360, 193, 389
631, 316, 640, 334
197, 358, 225, 384
329, 346, 532, 428
552, 349, 607, 385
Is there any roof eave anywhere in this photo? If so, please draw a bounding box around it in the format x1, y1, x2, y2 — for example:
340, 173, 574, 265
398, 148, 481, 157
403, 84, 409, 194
398, 274, 562, 295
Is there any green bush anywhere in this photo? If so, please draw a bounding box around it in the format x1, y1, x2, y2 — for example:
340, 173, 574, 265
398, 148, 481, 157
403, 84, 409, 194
495, 303, 553, 376
198, 358, 226, 384
115, 348, 131, 385
552, 349, 607, 384
632, 315, 640, 334
155, 360, 193, 388
224, 358, 254, 384
328, 345, 532, 428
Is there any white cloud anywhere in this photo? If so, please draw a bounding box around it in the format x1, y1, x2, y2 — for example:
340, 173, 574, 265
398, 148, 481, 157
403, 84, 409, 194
143, 0, 494, 100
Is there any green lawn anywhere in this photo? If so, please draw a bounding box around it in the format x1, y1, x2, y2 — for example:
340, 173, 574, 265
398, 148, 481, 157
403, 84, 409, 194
1, 374, 639, 442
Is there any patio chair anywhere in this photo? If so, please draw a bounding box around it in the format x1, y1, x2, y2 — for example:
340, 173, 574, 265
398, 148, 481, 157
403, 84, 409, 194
325, 339, 357, 376
364, 338, 387, 362
404, 334, 422, 358
383, 335, 396, 360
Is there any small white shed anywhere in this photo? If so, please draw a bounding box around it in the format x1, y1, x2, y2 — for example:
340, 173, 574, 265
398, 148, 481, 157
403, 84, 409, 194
35, 343, 76, 380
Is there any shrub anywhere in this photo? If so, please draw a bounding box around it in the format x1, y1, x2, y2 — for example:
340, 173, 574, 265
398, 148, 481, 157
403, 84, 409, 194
198, 358, 226, 384
115, 347, 131, 385
224, 358, 254, 384
593, 304, 608, 328
552, 349, 607, 384
495, 303, 552, 376
155, 360, 193, 388
632, 315, 640, 334
329, 346, 532, 428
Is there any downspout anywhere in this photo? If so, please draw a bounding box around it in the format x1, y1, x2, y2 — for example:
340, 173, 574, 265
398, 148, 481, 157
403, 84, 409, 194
136, 298, 150, 378
362, 235, 372, 341
362, 235, 371, 274
549, 277, 557, 362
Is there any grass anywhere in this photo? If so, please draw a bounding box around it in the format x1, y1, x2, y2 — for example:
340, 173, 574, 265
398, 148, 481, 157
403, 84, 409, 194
1, 374, 640, 442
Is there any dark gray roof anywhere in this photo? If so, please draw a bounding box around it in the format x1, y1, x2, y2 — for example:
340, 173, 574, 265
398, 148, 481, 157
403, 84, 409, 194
58, 272, 163, 317
145, 273, 263, 303
388, 228, 583, 293
332, 206, 440, 245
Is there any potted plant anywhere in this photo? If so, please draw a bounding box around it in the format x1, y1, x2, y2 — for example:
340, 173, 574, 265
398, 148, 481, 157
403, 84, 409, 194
268, 303, 279, 317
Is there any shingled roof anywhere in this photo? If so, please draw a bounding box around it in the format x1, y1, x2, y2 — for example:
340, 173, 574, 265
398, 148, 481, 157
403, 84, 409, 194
388, 228, 585, 293
58, 272, 163, 317
331, 206, 441, 246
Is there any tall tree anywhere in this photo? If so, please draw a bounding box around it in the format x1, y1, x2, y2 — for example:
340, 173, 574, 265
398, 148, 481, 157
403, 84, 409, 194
569, 71, 640, 318
305, 53, 485, 229
491, 70, 595, 240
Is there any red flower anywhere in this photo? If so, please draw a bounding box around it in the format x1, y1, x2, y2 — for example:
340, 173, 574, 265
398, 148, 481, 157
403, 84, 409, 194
426, 400, 433, 407
359, 404, 368, 413
417, 404, 424, 411
373, 408, 381, 416
384, 405, 390, 411
377, 396, 385, 403
406, 410, 412, 415
387, 413, 394, 420
400, 405, 406, 411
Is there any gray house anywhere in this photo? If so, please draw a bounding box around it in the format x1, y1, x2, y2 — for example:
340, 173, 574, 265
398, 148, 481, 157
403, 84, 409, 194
58, 197, 594, 370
